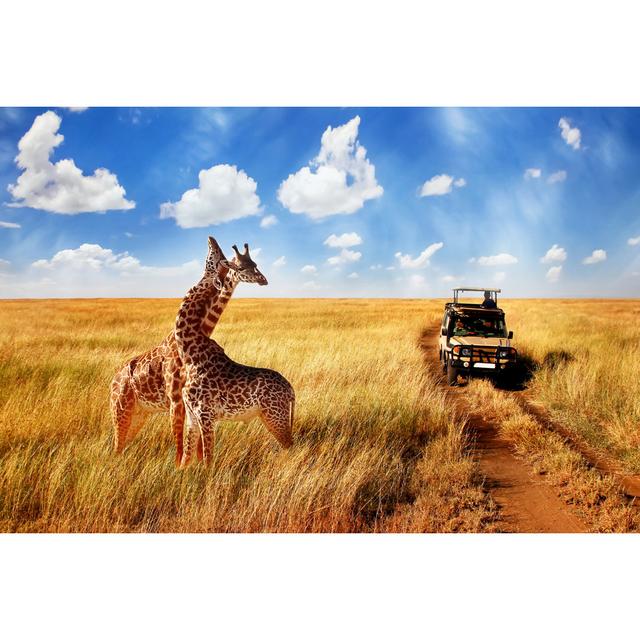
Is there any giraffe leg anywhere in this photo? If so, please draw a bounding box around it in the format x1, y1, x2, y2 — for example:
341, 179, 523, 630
196, 434, 204, 462
199, 418, 216, 467
127, 404, 150, 445
259, 398, 294, 449
169, 399, 186, 467
111, 369, 136, 454
180, 403, 201, 469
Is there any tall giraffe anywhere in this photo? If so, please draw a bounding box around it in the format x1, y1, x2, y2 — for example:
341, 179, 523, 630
174, 243, 295, 467
110, 237, 264, 465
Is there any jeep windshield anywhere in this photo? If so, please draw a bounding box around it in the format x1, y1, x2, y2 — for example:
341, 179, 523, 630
451, 315, 507, 338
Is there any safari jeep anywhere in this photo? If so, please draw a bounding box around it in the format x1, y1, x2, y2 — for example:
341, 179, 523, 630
438, 287, 516, 386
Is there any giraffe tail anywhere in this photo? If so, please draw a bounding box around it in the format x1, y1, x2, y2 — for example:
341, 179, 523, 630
287, 392, 295, 447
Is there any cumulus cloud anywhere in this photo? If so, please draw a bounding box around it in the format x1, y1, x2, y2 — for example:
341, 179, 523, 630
628, 236, 640, 246
547, 170, 567, 184
260, 214, 278, 229
559, 117, 581, 150
160, 164, 261, 228
540, 244, 567, 263
0, 221, 20, 228
67, 107, 89, 113
7, 111, 135, 214
347, 272, 359, 279
324, 232, 362, 248
327, 248, 362, 266
277, 116, 383, 219
546, 266, 562, 283
31, 243, 200, 277
301, 264, 317, 274
476, 253, 518, 266
524, 168, 542, 179
583, 249, 606, 265
395, 242, 444, 269
419, 174, 466, 197
272, 256, 286, 267
0, 258, 11, 269
17, 242, 205, 297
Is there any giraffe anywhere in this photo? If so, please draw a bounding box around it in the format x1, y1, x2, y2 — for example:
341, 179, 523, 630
174, 243, 295, 467
109, 236, 265, 465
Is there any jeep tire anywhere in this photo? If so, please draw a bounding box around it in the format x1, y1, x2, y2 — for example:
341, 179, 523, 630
446, 358, 457, 386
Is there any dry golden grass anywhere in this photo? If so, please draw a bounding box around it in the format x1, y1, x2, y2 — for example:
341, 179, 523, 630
502, 299, 640, 473
2, 297, 637, 532
0, 298, 496, 532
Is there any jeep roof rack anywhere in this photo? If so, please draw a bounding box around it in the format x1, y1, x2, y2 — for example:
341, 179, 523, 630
452, 287, 500, 304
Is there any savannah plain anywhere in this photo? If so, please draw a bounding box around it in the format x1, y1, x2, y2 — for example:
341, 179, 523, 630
1, 297, 639, 533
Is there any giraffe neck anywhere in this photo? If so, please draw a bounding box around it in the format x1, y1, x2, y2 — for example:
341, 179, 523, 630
175, 267, 243, 361
199, 270, 239, 336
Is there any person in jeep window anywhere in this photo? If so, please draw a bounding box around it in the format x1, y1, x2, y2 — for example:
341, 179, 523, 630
481, 291, 497, 309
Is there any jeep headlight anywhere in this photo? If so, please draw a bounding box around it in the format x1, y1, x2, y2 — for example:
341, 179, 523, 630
499, 349, 511, 358
460, 348, 471, 356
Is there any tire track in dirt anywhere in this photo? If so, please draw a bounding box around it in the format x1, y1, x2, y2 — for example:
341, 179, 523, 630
511, 392, 640, 499
420, 327, 586, 533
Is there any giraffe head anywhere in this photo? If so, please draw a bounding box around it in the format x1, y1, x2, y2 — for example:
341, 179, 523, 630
204, 236, 227, 276
228, 243, 268, 286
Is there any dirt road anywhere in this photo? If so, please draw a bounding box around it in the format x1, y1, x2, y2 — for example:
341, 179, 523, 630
421, 328, 586, 533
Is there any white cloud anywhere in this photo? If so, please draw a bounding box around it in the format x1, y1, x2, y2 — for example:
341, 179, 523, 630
260, 214, 278, 229
160, 164, 261, 228
301, 264, 317, 274
7, 111, 135, 214
441, 275, 457, 283
546, 266, 562, 283
409, 274, 425, 286
248, 247, 262, 258
524, 168, 542, 180
324, 232, 362, 248
583, 249, 606, 265
559, 117, 581, 150
395, 242, 444, 269
277, 115, 383, 219
419, 174, 465, 197
302, 280, 322, 290
327, 248, 362, 266
124, 232, 134, 238
272, 256, 286, 267
547, 170, 567, 184
0, 258, 10, 269
67, 107, 89, 113
628, 236, 640, 246
347, 272, 359, 279
476, 253, 518, 266
0, 221, 20, 229
369, 264, 383, 271
540, 244, 567, 263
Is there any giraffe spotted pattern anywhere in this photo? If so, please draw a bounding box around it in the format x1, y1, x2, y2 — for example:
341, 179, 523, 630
109, 237, 264, 465
174, 244, 295, 467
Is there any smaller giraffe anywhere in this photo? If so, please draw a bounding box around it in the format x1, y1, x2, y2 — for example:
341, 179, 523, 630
174, 244, 295, 467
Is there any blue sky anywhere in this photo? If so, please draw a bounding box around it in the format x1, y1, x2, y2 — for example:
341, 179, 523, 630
0, 106, 639, 298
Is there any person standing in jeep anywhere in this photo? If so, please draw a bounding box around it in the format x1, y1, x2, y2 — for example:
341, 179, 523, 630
481, 291, 497, 309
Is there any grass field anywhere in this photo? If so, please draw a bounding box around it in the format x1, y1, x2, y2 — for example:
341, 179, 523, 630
0, 297, 637, 532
